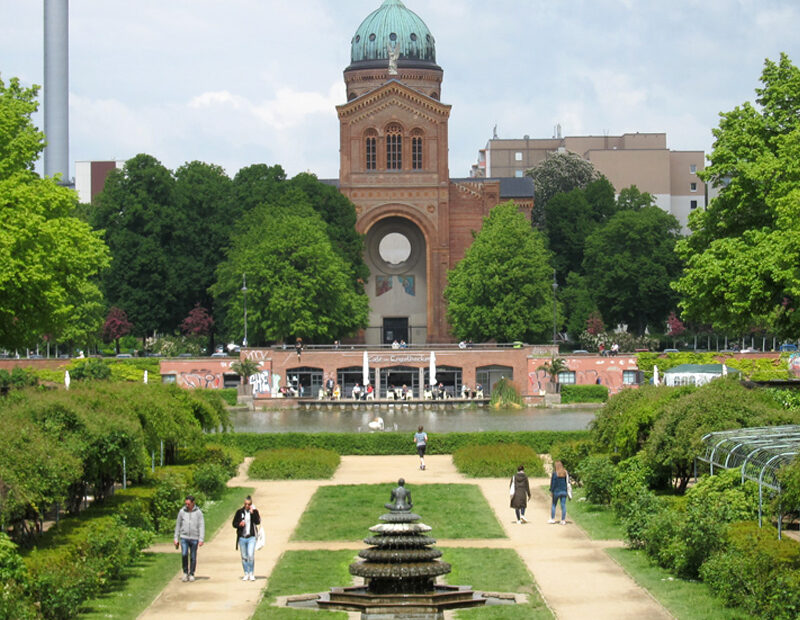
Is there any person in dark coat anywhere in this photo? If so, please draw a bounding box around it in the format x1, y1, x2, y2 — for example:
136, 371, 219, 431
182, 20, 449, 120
509, 465, 531, 523
232, 495, 261, 581
549, 460, 569, 524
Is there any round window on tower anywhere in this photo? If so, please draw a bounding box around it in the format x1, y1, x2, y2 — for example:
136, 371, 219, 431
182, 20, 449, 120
389, 32, 397, 41
410, 33, 417, 41
369, 33, 376, 42
355, 35, 361, 43
378, 233, 412, 266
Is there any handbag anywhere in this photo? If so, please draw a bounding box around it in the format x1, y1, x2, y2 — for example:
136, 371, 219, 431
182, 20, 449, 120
509, 477, 516, 497
255, 526, 265, 551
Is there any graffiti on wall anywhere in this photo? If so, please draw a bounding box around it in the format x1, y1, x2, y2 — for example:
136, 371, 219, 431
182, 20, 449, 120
180, 369, 222, 389
248, 370, 282, 397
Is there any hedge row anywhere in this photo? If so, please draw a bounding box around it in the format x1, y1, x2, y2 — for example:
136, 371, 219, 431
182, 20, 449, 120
453, 443, 546, 477
211, 430, 591, 456
561, 384, 608, 403
248, 448, 340, 479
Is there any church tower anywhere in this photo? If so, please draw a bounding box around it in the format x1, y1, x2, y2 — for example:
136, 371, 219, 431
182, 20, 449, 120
338, 0, 533, 344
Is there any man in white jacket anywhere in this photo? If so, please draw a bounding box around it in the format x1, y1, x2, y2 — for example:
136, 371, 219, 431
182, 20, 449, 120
174, 495, 205, 581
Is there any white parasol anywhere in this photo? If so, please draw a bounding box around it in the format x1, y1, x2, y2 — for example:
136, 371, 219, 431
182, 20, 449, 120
722, 363, 728, 376
429, 351, 437, 386
363, 350, 370, 385
65, 370, 71, 390
143, 369, 149, 384
653, 365, 660, 386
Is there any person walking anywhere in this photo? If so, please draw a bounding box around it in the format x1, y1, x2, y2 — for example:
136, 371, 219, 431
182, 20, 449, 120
232, 495, 261, 581
549, 460, 570, 524
174, 495, 205, 582
509, 465, 531, 523
413, 425, 428, 470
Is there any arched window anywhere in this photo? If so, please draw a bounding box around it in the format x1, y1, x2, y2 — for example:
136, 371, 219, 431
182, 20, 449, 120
411, 129, 423, 170
385, 123, 403, 170
365, 129, 378, 170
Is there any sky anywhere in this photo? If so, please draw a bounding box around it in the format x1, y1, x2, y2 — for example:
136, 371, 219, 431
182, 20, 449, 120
2, 0, 800, 182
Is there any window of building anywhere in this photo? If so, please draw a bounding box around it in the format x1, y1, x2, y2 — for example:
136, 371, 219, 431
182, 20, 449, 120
690, 182, 697, 192
386, 123, 402, 170
515, 152, 523, 161
515, 170, 523, 178
690, 164, 697, 174
690, 199, 698, 210
411, 129, 423, 170
365, 129, 377, 171
622, 370, 639, 385
557, 371, 576, 384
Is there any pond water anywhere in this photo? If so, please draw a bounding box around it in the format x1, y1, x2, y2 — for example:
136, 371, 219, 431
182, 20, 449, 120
229, 404, 598, 434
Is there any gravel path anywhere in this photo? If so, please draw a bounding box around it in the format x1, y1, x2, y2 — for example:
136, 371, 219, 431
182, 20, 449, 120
139, 455, 671, 619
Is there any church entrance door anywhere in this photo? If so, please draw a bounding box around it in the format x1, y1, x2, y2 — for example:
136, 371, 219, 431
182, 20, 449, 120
383, 317, 409, 344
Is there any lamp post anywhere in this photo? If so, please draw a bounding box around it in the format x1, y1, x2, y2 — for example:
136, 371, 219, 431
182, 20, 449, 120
242, 273, 248, 348
552, 269, 558, 348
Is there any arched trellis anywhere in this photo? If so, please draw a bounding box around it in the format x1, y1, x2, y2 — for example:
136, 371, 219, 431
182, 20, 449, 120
697, 425, 800, 539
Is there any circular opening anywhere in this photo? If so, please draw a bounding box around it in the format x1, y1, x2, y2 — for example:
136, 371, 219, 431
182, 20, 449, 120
355, 35, 361, 43
379, 233, 412, 265
389, 32, 397, 41
426, 34, 431, 43
410, 33, 417, 41
369, 33, 376, 41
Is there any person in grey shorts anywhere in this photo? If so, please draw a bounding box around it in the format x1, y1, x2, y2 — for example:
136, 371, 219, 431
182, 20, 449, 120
174, 495, 205, 581
414, 425, 428, 470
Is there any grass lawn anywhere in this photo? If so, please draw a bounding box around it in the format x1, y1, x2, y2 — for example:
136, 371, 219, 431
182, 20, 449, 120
561, 488, 625, 540
292, 484, 505, 540
445, 548, 552, 619
79, 553, 176, 619
607, 548, 749, 620
154, 485, 254, 543
251, 550, 352, 619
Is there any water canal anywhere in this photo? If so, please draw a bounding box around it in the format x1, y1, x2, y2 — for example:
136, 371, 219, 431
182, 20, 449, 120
230, 403, 598, 434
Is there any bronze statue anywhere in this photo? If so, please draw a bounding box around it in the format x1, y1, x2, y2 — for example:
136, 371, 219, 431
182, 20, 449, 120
385, 478, 412, 510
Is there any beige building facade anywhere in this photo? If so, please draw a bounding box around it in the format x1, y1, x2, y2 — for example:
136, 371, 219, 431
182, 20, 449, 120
472, 132, 706, 230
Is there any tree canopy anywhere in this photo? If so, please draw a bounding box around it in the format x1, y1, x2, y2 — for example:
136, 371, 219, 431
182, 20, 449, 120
211, 190, 369, 343
445, 202, 557, 342
0, 75, 110, 350
527, 152, 600, 226
583, 206, 683, 334
674, 54, 800, 338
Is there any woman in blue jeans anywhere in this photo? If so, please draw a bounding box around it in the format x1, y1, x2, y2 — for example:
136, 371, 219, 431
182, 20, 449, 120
549, 461, 569, 524
232, 496, 261, 581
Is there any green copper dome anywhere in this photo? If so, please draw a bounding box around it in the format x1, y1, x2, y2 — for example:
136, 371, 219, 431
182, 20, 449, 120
350, 0, 437, 68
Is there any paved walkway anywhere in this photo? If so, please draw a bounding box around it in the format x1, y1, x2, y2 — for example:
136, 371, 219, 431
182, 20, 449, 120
140, 455, 671, 619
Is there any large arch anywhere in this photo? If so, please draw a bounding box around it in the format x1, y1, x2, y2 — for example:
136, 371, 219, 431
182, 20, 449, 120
361, 208, 437, 345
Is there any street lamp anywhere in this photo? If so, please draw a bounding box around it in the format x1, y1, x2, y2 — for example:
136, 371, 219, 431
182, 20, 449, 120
552, 269, 558, 348
242, 273, 248, 348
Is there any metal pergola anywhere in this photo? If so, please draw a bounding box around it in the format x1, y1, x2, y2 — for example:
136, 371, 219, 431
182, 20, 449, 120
697, 425, 800, 539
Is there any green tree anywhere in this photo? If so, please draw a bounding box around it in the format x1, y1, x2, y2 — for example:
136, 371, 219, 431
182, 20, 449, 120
527, 152, 599, 226
172, 161, 235, 330
559, 272, 598, 340
536, 357, 568, 383
92, 154, 178, 337
583, 206, 683, 334
445, 202, 557, 342
287, 172, 369, 288
211, 190, 369, 343
584, 176, 617, 222
0, 76, 110, 349
545, 189, 594, 281
616, 185, 656, 211
231, 163, 287, 213
674, 54, 800, 338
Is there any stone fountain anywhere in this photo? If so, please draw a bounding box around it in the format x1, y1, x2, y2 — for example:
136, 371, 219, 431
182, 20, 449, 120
314, 478, 486, 619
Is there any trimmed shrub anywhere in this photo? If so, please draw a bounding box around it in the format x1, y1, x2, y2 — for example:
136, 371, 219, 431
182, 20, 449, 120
219, 388, 238, 406
0, 533, 37, 620
561, 384, 608, 403
213, 430, 591, 456
113, 496, 156, 532
577, 454, 616, 504
549, 439, 594, 481
69, 358, 112, 381
700, 522, 800, 619
453, 443, 546, 477
192, 463, 228, 499
150, 473, 204, 535
182, 442, 243, 478
248, 448, 340, 480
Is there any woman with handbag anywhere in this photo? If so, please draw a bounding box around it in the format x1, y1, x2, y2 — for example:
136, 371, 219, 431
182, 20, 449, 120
509, 465, 531, 524
232, 495, 261, 581
549, 461, 570, 525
